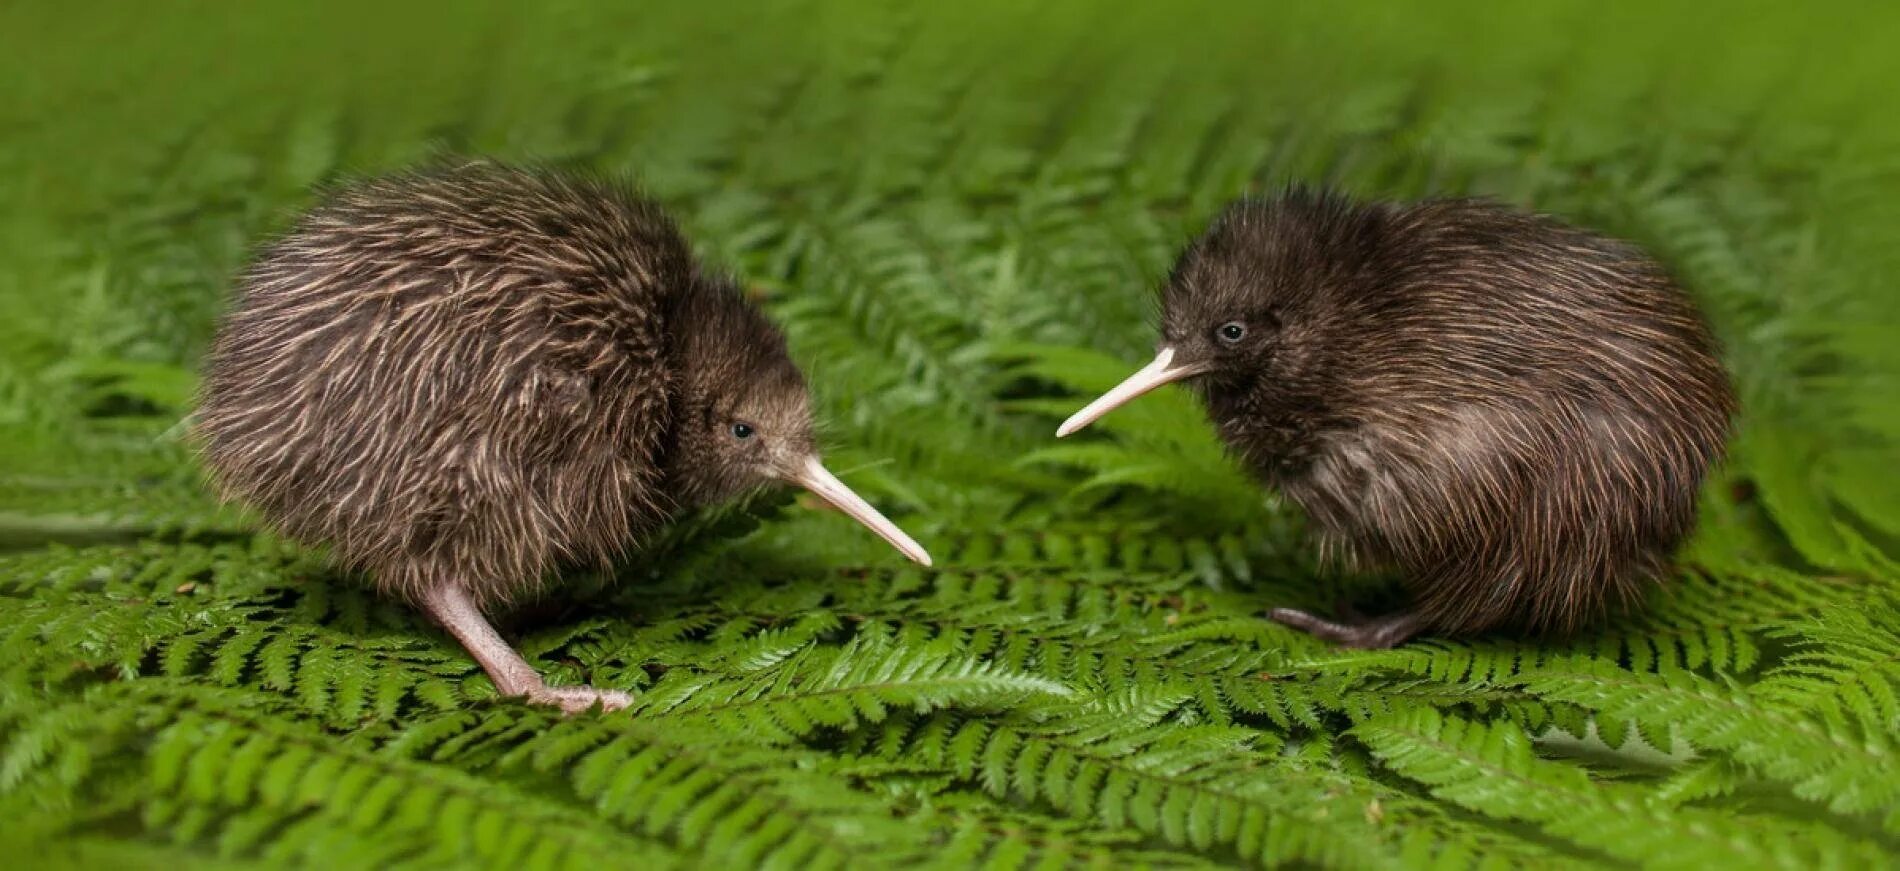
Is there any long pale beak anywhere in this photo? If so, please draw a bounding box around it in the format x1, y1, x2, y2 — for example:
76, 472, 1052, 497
791, 457, 933, 566
1056, 346, 1208, 437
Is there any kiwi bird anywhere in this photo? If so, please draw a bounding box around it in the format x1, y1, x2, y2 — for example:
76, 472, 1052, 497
1057, 189, 1734, 648
198, 162, 931, 712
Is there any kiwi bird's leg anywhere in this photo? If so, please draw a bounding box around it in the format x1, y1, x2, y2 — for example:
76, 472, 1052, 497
419, 583, 632, 714
1268, 606, 1423, 649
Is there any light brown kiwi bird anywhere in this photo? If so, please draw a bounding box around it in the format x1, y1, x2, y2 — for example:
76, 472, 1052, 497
1058, 189, 1734, 647
197, 161, 930, 713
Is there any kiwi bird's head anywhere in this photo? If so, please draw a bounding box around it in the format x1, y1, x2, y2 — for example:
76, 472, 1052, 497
1056, 189, 1378, 442
669, 277, 931, 566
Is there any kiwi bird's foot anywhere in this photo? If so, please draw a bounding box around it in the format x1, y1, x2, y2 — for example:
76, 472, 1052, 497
525, 683, 634, 715
419, 582, 633, 717
1269, 607, 1422, 649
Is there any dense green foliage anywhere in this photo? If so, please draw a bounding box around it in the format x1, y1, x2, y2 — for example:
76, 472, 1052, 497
2, 2, 1896, 868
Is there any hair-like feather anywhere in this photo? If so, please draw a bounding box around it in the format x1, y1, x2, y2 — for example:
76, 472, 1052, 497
196, 161, 808, 608
1164, 188, 1735, 638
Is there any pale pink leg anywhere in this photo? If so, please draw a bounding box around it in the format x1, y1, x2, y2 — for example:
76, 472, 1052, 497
419, 583, 632, 714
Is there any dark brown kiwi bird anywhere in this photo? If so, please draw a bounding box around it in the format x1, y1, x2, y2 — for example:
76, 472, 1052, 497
1057, 189, 1734, 648
197, 161, 930, 712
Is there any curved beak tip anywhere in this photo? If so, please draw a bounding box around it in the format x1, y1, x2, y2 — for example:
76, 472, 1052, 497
1054, 410, 1097, 438
793, 457, 934, 569
1054, 347, 1197, 438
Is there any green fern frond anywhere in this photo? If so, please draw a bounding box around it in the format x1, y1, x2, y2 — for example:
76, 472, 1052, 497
1356, 707, 1890, 868
3, 0, 1896, 866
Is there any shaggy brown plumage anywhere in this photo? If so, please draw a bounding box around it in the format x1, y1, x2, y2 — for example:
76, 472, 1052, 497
1060, 189, 1735, 647
198, 162, 928, 712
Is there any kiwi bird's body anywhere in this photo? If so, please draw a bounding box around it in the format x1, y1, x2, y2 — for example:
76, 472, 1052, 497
1062, 191, 1735, 645
200, 165, 695, 606
198, 163, 928, 711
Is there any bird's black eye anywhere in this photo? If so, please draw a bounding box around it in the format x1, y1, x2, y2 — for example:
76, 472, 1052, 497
1217, 322, 1247, 344
730, 422, 755, 440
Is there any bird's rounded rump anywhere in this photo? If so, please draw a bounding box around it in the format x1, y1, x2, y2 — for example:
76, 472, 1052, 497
1057, 188, 1735, 647
196, 161, 930, 713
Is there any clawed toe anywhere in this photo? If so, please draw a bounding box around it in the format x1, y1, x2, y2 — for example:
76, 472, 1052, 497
1269, 607, 1422, 649
527, 684, 634, 714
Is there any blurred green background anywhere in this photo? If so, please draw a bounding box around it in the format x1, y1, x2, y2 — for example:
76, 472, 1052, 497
1, 2, 1896, 869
